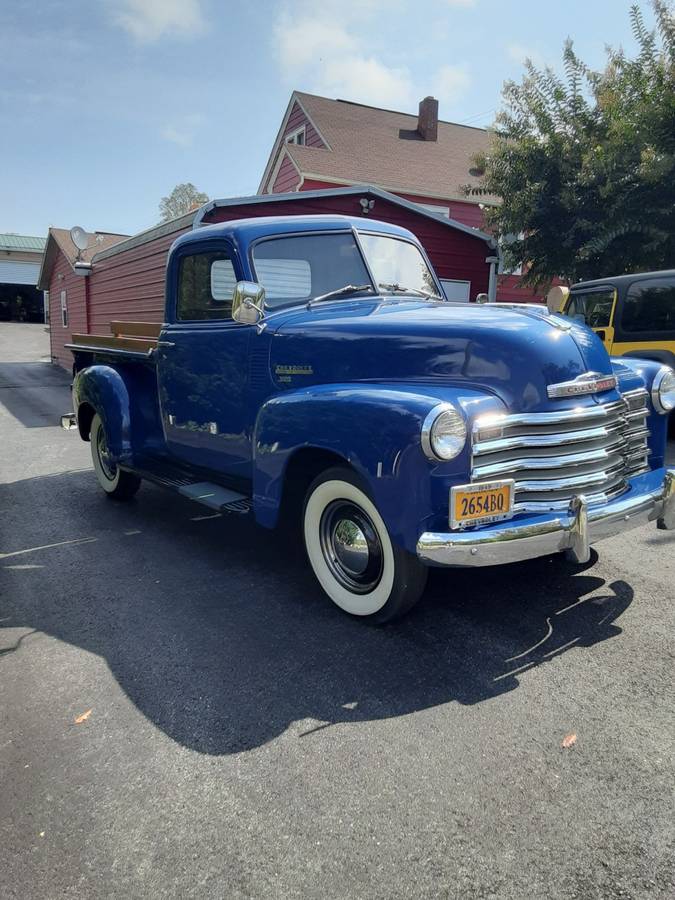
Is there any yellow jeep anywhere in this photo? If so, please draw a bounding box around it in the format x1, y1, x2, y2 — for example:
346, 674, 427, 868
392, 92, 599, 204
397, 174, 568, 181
553, 270, 675, 369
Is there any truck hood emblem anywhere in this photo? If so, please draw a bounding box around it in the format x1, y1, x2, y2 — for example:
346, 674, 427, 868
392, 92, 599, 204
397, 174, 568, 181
547, 372, 617, 399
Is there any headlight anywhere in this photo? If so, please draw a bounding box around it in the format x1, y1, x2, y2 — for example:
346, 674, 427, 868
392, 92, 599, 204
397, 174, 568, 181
652, 366, 675, 414
421, 404, 467, 461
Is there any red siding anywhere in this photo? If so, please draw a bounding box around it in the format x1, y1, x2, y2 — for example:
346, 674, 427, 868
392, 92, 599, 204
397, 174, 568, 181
87, 227, 189, 335
283, 101, 325, 148
203, 194, 490, 296
272, 155, 301, 193
48, 246, 87, 369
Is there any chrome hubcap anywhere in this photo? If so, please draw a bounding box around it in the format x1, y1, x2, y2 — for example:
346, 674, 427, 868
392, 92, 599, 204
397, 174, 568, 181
319, 501, 383, 593
96, 425, 117, 480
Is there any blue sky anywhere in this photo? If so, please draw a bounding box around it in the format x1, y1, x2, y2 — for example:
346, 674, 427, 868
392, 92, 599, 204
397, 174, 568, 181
0, 0, 652, 238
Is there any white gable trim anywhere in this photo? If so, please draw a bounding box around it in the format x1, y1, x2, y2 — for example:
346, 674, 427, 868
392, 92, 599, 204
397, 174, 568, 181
257, 92, 330, 194
266, 147, 303, 194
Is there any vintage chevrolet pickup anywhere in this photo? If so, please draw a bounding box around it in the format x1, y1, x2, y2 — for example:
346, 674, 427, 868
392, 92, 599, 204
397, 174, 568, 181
63, 214, 675, 623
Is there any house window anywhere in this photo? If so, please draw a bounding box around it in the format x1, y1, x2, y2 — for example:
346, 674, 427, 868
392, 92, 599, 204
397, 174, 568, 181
286, 126, 306, 146
498, 233, 524, 276
60, 290, 68, 327
44, 291, 50, 325
441, 279, 471, 302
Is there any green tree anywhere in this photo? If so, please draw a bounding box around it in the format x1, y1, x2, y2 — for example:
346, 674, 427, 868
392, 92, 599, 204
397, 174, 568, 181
159, 183, 209, 222
466, 0, 675, 288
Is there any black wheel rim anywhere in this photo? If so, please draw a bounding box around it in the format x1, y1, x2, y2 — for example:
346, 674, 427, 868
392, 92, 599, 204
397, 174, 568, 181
96, 424, 117, 481
319, 500, 384, 594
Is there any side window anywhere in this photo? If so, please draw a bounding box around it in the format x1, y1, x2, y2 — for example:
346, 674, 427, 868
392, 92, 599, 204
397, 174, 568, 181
621, 278, 675, 334
177, 250, 236, 321
60, 290, 68, 327
566, 290, 613, 328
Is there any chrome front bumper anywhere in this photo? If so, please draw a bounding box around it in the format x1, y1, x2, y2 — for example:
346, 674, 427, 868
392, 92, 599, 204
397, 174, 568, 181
417, 469, 675, 567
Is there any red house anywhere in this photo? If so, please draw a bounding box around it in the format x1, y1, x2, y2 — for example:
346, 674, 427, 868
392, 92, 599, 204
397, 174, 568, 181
258, 91, 538, 303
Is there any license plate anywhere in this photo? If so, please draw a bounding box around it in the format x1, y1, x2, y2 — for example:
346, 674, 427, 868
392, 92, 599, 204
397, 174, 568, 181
450, 480, 514, 529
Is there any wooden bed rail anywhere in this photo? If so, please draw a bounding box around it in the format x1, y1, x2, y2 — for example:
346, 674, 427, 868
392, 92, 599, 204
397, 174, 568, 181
69, 320, 162, 354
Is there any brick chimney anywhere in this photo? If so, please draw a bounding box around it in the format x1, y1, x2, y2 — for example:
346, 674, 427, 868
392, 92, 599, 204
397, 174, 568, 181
417, 96, 438, 141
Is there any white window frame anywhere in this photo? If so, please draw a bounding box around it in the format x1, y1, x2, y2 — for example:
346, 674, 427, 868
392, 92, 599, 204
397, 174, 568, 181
441, 279, 471, 302
60, 289, 68, 327
44, 290, 50, 324
285, 125, 306, 146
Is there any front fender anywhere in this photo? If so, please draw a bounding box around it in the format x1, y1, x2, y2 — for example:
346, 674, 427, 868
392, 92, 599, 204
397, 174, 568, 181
73, 365, 133, 463
612, 356, 669, 468
252, 382, 503, 553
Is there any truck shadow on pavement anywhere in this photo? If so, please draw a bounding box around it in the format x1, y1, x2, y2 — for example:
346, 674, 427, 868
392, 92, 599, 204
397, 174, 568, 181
1, 470, 634, 756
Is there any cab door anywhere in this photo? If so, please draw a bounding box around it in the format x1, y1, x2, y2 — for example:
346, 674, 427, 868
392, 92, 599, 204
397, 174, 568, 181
564, 287, 617, 353
156, 238, 254, 479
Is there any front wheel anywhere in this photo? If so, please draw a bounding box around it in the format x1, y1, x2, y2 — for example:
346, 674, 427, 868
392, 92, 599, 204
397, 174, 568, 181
303, 467, 428, 623
90, 414, 141, 501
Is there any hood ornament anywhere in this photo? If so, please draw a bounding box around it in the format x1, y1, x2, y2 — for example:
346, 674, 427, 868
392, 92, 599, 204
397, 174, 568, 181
547, 372, 617, 399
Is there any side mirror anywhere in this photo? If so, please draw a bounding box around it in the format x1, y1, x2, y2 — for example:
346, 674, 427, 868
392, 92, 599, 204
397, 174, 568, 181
232, 281, 265, 325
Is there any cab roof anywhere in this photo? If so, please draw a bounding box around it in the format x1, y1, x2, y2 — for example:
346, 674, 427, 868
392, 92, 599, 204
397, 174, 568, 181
571, 269, 675, 291
171, 214, 418, 253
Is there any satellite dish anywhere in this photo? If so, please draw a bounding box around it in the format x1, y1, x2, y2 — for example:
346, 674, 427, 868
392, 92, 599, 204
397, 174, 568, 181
70, 226, 89, 252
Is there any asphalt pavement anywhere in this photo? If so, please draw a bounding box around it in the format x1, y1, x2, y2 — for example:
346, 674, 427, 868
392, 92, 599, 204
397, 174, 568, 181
1, 323, 674, 899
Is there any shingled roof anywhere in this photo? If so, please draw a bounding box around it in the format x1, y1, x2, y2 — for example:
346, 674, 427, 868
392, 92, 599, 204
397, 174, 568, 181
37, 227, 129, 290
260, 91, 495, 203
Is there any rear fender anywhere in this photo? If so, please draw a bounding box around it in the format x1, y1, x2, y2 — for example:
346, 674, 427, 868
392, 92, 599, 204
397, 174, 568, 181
252, 382, 502, 553
73, 365, 132, 463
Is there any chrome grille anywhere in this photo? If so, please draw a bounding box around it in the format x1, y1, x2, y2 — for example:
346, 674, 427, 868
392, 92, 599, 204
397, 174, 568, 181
472, 389, 651, 511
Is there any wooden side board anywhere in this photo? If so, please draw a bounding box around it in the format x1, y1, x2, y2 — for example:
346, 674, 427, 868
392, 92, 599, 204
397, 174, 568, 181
110, 320, 163, 338
70, 333, 158, 353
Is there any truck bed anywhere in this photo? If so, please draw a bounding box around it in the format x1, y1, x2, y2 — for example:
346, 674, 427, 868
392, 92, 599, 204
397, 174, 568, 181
66, 321, 161, 359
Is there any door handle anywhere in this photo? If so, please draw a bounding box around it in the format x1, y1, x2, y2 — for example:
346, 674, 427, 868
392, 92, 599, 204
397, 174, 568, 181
157, 340, 176, 348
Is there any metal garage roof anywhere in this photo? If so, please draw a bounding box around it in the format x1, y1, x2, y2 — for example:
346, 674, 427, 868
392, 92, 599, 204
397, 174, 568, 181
0, 260, 41, 285
0, 233, 45, 252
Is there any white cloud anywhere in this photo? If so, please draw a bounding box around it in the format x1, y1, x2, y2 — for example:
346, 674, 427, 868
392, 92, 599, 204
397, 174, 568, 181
433, 65, 471, 104
111, 0, 204, 42
161, 114, 203, 147
273, 2, 472, 113
506, 42, 545, 68
273, 6, 417, 110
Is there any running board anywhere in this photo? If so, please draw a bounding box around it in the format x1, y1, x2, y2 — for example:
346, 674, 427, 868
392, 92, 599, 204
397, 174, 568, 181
178, 482, 251, 514
120, 461, 252, 514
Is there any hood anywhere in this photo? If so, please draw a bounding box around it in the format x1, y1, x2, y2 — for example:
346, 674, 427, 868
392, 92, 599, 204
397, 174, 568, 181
267, 299, 617, 414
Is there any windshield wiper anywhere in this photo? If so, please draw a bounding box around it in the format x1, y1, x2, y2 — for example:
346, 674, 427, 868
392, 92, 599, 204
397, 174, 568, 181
309, 283, 375, 305
378, 282, 440, 300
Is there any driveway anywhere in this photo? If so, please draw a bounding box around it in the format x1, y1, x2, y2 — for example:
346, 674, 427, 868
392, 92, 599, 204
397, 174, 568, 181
1, 323, 674, 899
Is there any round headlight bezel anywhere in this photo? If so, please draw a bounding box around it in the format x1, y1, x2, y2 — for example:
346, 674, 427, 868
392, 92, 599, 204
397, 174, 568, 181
421, 403, 467, 461
652, 365, 675, 415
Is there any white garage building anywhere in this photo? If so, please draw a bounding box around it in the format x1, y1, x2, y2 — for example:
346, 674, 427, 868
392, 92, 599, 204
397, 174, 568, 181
0, 233, 47, 322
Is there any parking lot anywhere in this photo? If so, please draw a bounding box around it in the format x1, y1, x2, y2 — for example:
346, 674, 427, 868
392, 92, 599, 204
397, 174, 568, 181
1, 323, 674, 899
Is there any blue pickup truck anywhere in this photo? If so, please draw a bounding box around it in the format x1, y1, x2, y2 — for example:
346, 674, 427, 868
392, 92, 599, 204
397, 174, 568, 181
64, 214, 675, 623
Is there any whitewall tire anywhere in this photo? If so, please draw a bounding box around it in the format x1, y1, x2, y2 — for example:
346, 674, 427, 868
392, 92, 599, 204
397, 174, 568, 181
90, 414, 141, 501
303, 467, 427, 623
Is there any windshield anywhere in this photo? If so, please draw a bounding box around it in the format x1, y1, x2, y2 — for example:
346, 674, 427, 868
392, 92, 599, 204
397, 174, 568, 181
563, 289, 615, 328
251, 233, 372, 309
359, 233, 441, 298
251, 230, 441, 308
